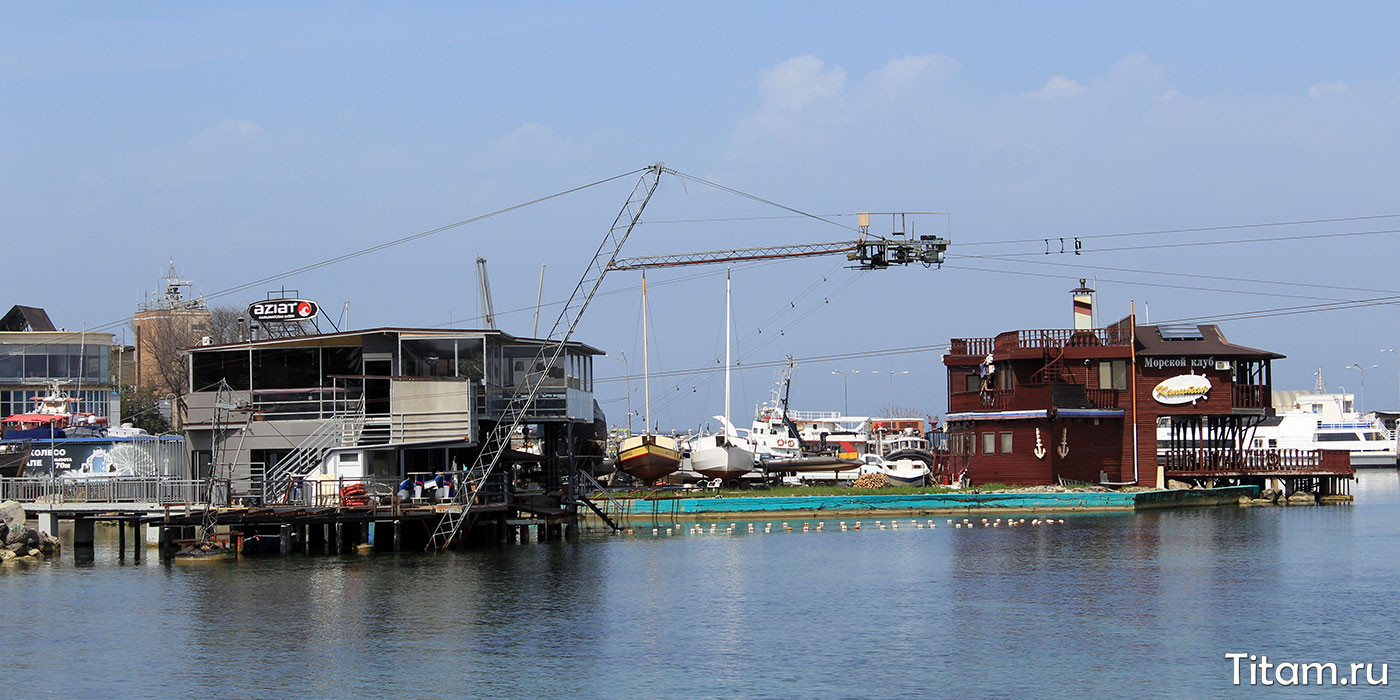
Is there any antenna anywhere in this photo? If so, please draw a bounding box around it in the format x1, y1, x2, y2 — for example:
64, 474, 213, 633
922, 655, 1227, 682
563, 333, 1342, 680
1314, 366, 1326, 394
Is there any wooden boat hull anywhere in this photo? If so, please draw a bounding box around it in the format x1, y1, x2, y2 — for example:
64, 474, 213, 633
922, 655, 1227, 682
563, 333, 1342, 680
619, 435, 681, 484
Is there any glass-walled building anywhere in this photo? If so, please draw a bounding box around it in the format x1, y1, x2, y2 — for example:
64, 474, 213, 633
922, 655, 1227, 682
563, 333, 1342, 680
0, 317, 116, 419
183, 327, 603, 494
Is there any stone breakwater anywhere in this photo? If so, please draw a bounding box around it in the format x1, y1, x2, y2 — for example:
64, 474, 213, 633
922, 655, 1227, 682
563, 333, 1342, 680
0, 500, 61, 565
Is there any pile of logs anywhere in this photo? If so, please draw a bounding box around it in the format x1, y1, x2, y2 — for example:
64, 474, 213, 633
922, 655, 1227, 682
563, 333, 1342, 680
851, 473, 887, 489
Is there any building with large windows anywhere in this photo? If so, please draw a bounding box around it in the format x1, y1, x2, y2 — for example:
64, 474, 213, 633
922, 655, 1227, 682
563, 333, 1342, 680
183, 327, 605, 502
0, 305, 115, 420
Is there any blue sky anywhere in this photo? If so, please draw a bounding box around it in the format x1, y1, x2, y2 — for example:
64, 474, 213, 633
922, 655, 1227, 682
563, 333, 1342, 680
5, 2, 1400, 425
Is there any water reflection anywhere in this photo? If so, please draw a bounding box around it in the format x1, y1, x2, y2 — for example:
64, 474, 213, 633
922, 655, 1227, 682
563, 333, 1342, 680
4, 472, 1398, 697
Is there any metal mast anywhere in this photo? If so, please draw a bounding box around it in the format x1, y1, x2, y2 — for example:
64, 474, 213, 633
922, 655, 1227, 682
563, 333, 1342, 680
476, 257, 497, 329
428, 163, 664, 549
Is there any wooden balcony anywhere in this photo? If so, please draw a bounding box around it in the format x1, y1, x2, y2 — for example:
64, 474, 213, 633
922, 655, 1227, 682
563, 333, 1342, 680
950, 328, 1131, 358
949, 383, 1121, 413
1163, 449, 1353, 477
1232, 384, 1268, 410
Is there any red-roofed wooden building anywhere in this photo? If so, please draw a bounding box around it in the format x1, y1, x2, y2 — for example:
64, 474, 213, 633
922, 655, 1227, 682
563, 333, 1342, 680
942, 282, 1352, 495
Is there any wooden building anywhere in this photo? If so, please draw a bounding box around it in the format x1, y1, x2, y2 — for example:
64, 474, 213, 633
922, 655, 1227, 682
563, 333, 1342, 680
943, 283, 1352, 493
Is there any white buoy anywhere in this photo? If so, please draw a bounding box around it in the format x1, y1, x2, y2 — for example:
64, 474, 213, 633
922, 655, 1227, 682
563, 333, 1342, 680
854, 522, 861, 530
892, 521, 898, 529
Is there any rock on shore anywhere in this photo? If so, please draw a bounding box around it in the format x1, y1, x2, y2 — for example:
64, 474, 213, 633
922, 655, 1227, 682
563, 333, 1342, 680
0, 500, 60, 564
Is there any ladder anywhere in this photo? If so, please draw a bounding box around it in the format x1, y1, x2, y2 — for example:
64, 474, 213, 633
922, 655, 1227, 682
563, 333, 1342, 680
574, 469, 626, 531
427, 163, 664, 549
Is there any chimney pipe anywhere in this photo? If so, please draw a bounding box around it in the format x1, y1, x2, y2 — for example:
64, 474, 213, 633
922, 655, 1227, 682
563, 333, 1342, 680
1071, 279, 1094, 330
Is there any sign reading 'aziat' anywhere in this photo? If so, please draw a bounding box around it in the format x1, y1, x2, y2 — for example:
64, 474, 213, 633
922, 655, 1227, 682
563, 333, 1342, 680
249, 298, 318, 322
1152, 373, 1212, 405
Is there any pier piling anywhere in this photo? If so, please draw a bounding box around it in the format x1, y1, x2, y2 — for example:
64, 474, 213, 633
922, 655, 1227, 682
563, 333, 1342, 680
279, 524, 291, 556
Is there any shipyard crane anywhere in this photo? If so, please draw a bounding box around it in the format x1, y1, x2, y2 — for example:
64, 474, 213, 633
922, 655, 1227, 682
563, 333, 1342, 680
427, 165, 951, 549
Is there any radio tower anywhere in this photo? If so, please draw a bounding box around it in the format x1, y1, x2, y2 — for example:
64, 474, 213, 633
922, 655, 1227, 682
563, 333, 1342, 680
1314, 366, 1327, 394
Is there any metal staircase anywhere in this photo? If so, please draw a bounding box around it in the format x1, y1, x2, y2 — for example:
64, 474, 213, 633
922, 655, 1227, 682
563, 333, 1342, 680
574, 469, 626, 531
263, 398, 366, 503
428, 163, 664, 549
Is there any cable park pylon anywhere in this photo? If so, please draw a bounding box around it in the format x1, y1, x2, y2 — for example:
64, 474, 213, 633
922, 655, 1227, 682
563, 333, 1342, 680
427, 165, 951, 550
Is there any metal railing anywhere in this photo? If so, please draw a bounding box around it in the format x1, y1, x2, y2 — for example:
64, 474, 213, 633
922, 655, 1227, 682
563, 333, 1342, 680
280, 475, 405, 509
0, 476, 214, 505
950, 328, 1131, 356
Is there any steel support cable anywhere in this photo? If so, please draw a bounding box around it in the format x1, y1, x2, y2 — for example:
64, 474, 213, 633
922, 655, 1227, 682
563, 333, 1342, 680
949, 225, 1400, 260
952, 255, 1400, 296
661, 168, 859, 235
956, 212, 1400, 248
0, 168, 649, 355
942, 264, 1355, 303
645, 271, 866, 416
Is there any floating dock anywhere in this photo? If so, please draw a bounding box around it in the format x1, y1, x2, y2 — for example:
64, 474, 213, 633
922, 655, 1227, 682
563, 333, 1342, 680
619, 486, 1260, 518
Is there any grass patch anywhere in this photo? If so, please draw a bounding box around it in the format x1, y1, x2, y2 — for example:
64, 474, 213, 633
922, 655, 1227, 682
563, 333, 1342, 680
709, 485, 959, 498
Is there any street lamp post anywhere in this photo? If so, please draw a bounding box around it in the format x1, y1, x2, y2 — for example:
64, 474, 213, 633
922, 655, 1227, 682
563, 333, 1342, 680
1348, 362, 1378, 413
870, 370, 910, 415
831, 370, 859, 415
1382, 349, 1399, 410
605, 352, 632, 432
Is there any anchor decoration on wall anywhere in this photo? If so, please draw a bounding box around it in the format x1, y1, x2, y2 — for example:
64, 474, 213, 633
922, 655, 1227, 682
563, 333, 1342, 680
1033, 428, 1047, 460
1057, 428, 1070, 459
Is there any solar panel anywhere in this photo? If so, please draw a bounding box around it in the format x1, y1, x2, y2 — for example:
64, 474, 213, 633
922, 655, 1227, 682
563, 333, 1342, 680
1158, 324, 1203, 340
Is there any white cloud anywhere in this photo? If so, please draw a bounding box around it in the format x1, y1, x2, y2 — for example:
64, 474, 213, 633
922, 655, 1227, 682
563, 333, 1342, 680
866, 53, 960, 95
758, 55, 846, 111
1025, 75, 1087, 100
1108, 53, 1165, 84
1307, 81, 1349, 98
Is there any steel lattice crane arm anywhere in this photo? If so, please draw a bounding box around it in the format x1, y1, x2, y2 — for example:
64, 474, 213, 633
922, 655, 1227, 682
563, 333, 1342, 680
428, 163, 664, 550
608, 231, 949, 272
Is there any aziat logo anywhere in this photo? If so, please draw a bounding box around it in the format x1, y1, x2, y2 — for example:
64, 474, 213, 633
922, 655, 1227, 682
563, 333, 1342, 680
1152, 374, 1212, 405
249, 298, 319, 322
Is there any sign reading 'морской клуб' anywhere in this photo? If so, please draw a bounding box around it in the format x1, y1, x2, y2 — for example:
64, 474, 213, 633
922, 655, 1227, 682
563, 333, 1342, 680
1142, 356, 1227, 371
248, 299, 318, 323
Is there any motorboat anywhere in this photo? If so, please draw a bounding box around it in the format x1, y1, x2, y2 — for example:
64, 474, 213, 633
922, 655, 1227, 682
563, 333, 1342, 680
857, 453, 931, 487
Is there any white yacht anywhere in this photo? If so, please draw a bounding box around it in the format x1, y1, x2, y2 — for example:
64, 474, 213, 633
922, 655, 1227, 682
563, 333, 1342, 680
1252, 391, 1397, 468
1156, 390, 1398, 468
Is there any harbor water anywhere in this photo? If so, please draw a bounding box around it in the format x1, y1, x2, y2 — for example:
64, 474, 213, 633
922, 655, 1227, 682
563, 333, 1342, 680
5, 472, 1399, 698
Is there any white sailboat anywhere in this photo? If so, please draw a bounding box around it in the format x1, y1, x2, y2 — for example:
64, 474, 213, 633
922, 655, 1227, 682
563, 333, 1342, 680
688, 270, 755, 482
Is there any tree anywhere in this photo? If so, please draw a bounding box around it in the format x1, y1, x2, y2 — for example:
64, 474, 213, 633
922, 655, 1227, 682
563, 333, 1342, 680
119, 384, 172, 434
133, 303, 243, 424
207, 304, 243, 344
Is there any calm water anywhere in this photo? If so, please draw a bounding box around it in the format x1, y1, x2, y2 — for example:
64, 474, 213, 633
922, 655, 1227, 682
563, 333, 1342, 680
5, 474, 1400, 699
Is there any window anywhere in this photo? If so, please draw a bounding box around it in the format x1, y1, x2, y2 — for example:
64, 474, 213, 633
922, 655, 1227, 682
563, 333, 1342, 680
1268, 439, 1277, 448
1315, 433, 1360, 442
982, 432, 995, 455
999, 432, 1013, 454
1098, 360, 1128, 390
964, 373, 980, 393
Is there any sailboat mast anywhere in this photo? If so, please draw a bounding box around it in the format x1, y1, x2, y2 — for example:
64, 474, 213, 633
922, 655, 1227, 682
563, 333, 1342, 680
724, 269, 731, 436
642, 271, 652, 436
